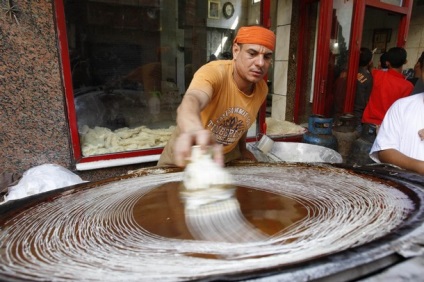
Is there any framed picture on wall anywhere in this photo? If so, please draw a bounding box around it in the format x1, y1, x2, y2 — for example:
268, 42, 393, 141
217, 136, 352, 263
208, 0, 220, 19
372, 29, 392, 54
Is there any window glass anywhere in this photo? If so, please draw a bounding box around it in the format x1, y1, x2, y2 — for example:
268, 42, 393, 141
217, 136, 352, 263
380, 0, 403, 6
63, 0, 261, 158
362, 7, 402, 69
328, 0, 353, 118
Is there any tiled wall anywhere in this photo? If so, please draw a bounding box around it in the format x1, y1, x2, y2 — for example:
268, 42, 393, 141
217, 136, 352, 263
272, 0, 293, 122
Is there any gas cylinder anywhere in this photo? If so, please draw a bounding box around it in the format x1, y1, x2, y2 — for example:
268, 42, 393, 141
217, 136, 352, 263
347, 123, 377, 166
332, 114, 359, 163
302, 115, 338, 151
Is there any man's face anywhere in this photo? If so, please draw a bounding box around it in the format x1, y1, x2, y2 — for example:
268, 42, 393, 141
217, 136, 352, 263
232, 43, 273, 83
414, 60, 422, 78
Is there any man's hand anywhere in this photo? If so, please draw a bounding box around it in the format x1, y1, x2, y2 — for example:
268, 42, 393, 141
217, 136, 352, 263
173, 129, 224, 167
418, 128, 424, 141
239, 147, 257, 162
173, 89, 225, 167
378, 149, 424, 175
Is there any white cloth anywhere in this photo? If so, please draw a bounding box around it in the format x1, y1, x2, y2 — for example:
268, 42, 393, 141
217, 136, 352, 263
370, 93, 424, 163
3, 164, 86, 203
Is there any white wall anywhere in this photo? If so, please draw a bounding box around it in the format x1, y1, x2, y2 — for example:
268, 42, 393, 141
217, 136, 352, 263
271, 0, 292, 121
405, 2, 424, 69
206, 0, 243, 29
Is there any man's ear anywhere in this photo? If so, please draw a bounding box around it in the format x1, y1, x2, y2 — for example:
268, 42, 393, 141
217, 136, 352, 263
232, 43, 241, 59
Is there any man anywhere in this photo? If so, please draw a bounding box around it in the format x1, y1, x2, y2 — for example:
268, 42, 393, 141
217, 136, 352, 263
158, 26, 275, 167
411, 51, 424, 94
378, 52, 388, 71
362, 47, 414, 128
369, 94, 424, 175
369, 52, 424, 175
353, 47, 373, 132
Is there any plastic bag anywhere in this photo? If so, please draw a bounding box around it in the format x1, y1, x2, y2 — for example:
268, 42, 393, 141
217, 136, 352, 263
3, 164, 86, 203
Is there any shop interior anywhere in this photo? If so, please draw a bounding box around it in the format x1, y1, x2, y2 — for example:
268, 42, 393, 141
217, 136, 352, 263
65, 0, 257, 158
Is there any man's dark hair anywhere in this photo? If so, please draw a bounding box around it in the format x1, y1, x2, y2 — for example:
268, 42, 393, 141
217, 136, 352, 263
386, 47, 407, 68
359, 47, 373, 67
379, 52, 388, 69
418, 51, 424, 70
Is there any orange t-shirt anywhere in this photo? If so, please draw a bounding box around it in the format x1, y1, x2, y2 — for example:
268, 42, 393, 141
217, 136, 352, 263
188, 60, 268, 154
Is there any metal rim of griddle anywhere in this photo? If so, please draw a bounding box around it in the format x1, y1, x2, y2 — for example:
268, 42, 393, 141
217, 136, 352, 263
1, 162, 424, 281
219, 162, 424, 281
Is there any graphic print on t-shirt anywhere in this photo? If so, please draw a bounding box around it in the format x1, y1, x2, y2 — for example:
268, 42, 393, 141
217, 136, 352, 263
207, 107, 252, 146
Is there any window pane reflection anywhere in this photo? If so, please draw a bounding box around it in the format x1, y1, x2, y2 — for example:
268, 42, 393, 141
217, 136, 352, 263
380, 0, 403, 6
329, 0, 353, 118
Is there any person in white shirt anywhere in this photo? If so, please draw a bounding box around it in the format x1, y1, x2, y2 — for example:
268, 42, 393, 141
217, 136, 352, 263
369, 58, 424, 175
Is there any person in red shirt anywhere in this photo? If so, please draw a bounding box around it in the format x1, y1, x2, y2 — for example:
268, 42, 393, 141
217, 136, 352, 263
362, 47, 414, 129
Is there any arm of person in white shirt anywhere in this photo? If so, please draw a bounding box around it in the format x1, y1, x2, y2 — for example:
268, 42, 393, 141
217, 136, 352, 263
378, 149, 424, 175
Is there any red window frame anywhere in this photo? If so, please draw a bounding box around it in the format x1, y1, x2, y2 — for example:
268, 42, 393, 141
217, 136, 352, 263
344, 0, 413, 114
293, 0, 334, 120
54, 1, 171, 168
294, 0, 413, 120
54, 0, 271, 167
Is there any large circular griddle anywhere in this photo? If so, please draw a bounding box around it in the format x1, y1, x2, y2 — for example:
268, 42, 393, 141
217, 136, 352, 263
1, 163, 424, 281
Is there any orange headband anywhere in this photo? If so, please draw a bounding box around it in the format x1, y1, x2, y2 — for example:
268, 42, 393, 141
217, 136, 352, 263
234, 26, 276, 51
